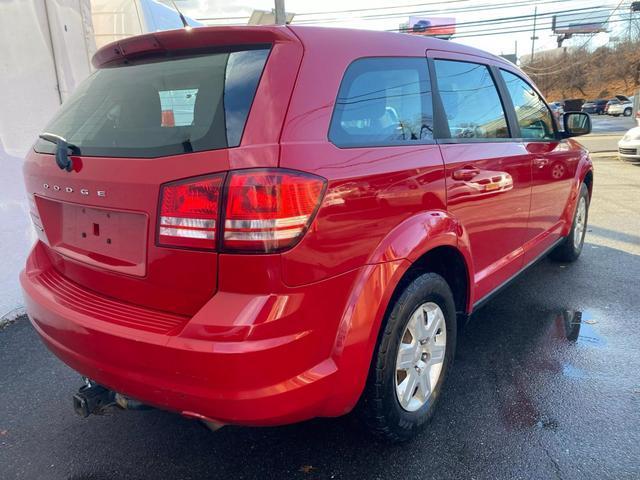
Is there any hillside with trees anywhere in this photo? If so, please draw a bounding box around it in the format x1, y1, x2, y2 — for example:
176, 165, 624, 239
522, 40, 640, 101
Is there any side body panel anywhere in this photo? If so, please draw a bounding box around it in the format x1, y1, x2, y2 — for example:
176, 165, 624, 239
496, 64, 593, 265
427, 50, 533, 302
439, 142, 532, 301
279, 28, 471, 413
281, 27, 449, 287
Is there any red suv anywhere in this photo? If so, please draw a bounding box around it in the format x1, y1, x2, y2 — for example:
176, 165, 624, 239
21, 26, 593, 441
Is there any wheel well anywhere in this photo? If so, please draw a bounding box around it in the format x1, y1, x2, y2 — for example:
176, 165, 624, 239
391, 246, 470, 321
583, 170, 593, 199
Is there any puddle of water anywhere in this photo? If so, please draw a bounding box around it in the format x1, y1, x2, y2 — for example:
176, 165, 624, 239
556, 310, 606, 348
498, 309, 608, 431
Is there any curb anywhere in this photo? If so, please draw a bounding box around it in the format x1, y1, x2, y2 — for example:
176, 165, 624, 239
0, 306, 26, 330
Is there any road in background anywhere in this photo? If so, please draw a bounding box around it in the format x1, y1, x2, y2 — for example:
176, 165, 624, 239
1, 155, 639, 480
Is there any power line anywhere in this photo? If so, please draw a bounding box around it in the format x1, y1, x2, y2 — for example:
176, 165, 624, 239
520, 0, 627, 76
195, 0, 612, 23
196, 0, 508, 21
451, 11, 628, 36
201, 0, 513, 20
384, 5, 624, 34
192, 0, 633, 52
450, 16, 630, 40
293, 0, 617, 24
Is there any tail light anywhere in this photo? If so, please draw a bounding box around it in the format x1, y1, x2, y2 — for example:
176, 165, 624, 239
223, 169, 326, 253
158, 174, 224, 250
157, 170, 326, 253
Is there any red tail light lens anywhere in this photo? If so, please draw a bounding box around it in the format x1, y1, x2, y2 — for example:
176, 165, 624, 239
158, 174, 224, 250
223, 169, 326, 253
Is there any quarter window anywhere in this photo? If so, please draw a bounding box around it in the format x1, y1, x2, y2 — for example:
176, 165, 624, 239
433, 60, 509, 139
500, 70, 555, 140
329, 57, 434, 147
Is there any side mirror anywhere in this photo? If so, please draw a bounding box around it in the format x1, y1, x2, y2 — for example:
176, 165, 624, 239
563, 112, 591, 137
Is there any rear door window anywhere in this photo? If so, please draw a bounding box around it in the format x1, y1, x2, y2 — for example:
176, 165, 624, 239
35, 46, 270, 158
329, 57, 434, 147
500, 70, 555, 140
433, 60, 509, 140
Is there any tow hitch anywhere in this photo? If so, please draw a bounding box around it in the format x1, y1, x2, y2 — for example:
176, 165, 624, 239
72, 379, 150, 417
72, 383, 115, 417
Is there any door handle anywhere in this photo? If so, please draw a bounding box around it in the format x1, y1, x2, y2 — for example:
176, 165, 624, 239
533, 157, 549, 169
452, 166, 480, 181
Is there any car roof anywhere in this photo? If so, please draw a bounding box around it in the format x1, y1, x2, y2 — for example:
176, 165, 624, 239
289, 25, 511, 65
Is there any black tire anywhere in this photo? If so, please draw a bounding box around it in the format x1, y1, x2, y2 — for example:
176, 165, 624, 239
550, 183, 589, 262
624, 107, 632, 117
358, 273, 457, 442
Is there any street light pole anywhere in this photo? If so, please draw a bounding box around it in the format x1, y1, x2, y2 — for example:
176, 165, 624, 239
530, 6, 538, 62
275, 0, 286, 25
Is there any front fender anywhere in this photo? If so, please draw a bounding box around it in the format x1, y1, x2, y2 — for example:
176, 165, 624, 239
561, 149, 593, 236
320, 210, 474, 416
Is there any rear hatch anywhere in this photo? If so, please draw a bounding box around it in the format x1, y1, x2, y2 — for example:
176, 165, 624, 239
23, 27, 302, 316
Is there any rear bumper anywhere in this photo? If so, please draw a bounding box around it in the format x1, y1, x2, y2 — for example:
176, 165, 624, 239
21, 242, 361, 426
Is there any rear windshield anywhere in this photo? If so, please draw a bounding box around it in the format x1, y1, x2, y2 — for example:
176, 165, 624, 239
35, 46, 270, 158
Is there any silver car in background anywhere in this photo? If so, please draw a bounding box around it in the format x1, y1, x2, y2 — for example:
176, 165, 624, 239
618, 126, 640, 161
608, 98, 633, 117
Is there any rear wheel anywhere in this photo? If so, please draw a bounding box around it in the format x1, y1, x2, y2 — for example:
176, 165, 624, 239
358, 273, 456, 442
550, 183, 589, 262
624, 107, 632, 117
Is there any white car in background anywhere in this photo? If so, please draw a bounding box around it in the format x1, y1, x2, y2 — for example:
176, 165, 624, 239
608, 98, 633, 117
618, 126, 640, 161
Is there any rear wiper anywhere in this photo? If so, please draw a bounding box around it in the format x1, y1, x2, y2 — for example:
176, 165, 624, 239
39, 132, 80, 172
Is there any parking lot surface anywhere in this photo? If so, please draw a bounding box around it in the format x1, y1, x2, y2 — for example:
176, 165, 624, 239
574, 115, 635, 154
588, 114, 636, 134
1, 156, 639, 480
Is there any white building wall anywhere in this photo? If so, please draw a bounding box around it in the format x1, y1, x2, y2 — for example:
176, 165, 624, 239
0, 0, 196, 319
0, 0, 94, 319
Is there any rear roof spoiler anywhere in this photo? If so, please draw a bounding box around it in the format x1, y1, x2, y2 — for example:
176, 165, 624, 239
92, 26, 298, 68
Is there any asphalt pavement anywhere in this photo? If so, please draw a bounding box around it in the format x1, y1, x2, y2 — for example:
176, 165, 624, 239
577, 115, 636, 153
1, 156, 639, 480
588, 114, 636, 135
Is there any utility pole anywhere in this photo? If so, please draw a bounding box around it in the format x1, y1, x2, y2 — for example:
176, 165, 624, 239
530, 6, 538, 62
274, 0, 286, 25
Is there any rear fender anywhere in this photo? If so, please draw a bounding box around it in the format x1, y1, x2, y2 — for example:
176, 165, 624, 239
321, 210, 474, 416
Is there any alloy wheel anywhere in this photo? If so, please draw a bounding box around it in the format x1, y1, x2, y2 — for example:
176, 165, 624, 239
395, 302, 447, 412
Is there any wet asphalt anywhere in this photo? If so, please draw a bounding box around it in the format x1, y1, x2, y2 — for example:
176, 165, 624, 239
1, 156, 639, 480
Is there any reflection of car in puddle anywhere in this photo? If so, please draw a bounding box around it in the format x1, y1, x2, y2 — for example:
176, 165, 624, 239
497, 309, 605, 431
558, 310, 605, 348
